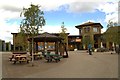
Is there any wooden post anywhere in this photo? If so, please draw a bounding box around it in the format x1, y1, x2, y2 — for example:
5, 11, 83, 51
59, 43, 64, 56
36, 42, 38, 53
106, 42, 109, 50
55, 41, 58, 54
14, 44, 16, 51
43, 42, 45, 53
31, 37, 34, 66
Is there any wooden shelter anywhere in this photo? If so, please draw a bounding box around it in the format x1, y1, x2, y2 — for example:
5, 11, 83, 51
28, 32, 63, 54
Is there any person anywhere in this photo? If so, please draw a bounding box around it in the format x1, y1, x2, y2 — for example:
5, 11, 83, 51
88, 43, 92, 55
115, 45, 120, 54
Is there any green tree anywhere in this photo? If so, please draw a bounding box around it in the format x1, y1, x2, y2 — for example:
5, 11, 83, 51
107, 20, 118, 28
59, 22, 68, 57
82, 35, 90, 46
82, 35, 93, 49
103, 26, 120, 44
15, 33, 27, 51
103, 20, 120, 53
20, 4, 46, 66
104, 20, 120, 44
59, 22, 67, 44
107, 20, 114, 28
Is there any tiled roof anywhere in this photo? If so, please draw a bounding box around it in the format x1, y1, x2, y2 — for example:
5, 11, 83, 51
34, 32, 58, 38
75, 22, 103, 28
29, 32, 63, 42
80, 22, 95, 26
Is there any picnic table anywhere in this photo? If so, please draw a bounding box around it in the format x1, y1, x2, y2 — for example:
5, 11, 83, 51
45, 53, 62, 62
11, 54, 30, 64
9, 52, 30, 64
33, 53, 42, 60
9, 52, 26, 61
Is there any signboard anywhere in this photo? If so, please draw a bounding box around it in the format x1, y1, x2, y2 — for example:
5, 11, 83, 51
75, 39, 81, 42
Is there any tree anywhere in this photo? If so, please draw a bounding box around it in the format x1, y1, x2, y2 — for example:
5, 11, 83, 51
82, 35, 90, 49
107, 20, 114, 28
59, 22, 68, 58
104, 20, 120, 44
20, 4, 46, 66
59, 22, 67, 44
15, 33, 27, 51
107, 20, 118, 28
103, 20, 120, 53
103, 26, 120, 44
82, 34, 94, 49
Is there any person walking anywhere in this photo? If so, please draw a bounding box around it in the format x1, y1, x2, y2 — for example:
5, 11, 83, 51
88, 43, 92, 55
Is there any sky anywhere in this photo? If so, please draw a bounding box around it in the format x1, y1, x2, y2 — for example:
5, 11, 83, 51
0, 0, 119, 44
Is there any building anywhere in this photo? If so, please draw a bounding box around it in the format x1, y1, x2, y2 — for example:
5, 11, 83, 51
5, 42, 12, 51
11, 33, 29, 51
0, 39, 12, 52
68, 35, 82, 51
75, 22, 103, 49
0, 39, 6, 51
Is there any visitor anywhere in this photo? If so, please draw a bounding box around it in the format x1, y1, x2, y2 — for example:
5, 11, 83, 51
88, 43, 92, 55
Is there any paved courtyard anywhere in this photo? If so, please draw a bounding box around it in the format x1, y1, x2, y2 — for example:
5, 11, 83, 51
1, 51, 118, 78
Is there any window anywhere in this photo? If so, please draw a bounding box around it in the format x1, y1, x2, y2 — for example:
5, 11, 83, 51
79, 29, 82, 34
84, 26, 90, 33
93, 27, 98, 32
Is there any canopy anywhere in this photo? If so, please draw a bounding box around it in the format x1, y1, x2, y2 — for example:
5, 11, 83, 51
28, 32, 63, 42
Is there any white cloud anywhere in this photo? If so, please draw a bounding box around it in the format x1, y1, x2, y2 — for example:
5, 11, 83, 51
98, 2, 117, 14
101, 28, 107, 33
42, 25, 61, 33
67, 27, 79, 35
0, 19, 19, 44
0, 9, 20, 20
42, 25, 79, 35
97, 2, 118, 23
67, 2, 100, 13
0, 8, 20, 44
0, 0, 117, 12
105, 12, 118, 23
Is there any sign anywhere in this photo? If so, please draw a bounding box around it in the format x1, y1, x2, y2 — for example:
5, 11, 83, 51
75, 39, 81, 42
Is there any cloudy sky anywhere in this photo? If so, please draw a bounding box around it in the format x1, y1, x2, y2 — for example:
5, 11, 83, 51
0, 0, 119, 44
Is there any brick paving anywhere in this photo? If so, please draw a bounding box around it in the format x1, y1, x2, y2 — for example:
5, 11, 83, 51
1, 51, 118, 78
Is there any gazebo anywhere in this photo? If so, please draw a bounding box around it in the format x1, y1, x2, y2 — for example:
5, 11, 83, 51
28, 32, 63, 54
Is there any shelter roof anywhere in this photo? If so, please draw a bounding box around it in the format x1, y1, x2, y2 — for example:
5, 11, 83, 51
29, 32, 63, 42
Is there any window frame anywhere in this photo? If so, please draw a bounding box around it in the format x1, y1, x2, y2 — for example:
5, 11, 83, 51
93, 27, 98, 33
